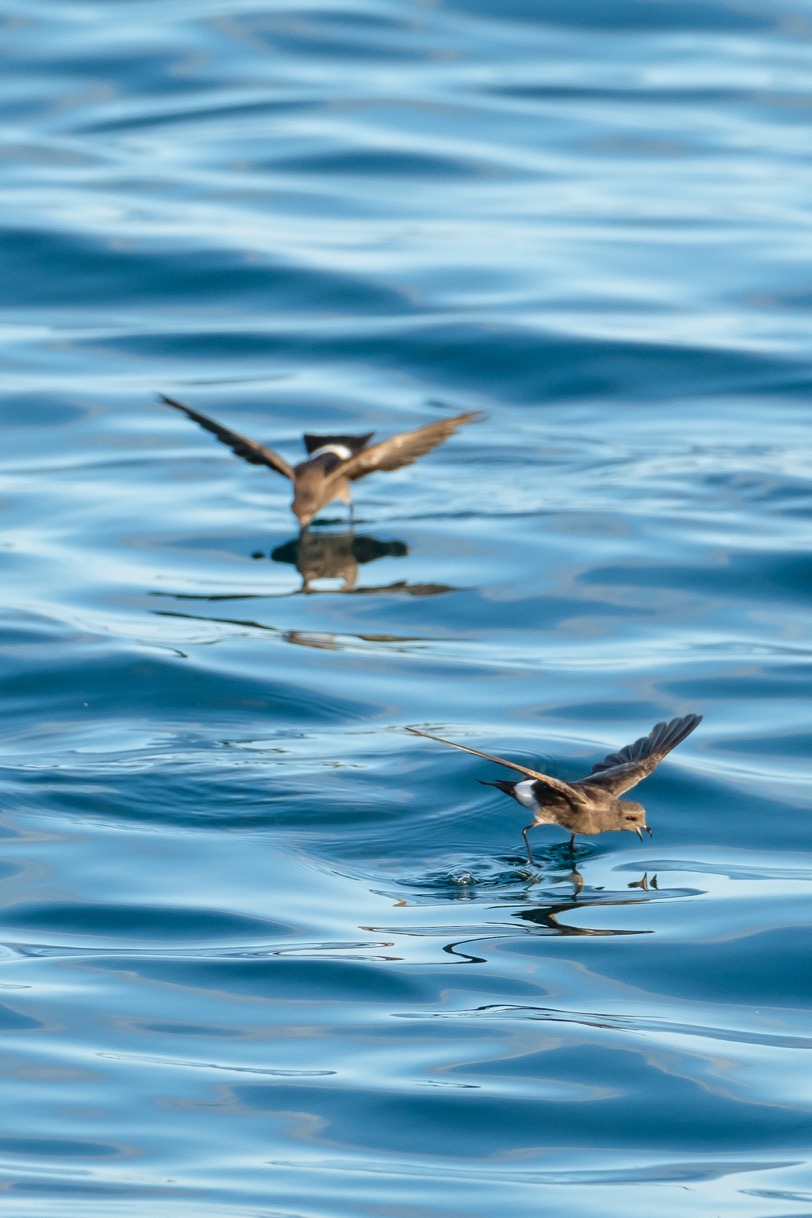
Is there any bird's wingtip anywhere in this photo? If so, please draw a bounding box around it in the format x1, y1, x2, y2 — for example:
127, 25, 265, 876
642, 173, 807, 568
404, 725, 438, 741
462, 409, 487, 426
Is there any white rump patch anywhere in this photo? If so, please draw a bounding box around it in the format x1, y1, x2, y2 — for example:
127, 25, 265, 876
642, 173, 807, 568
513, 780, 539, 811
310, 443, 353, 461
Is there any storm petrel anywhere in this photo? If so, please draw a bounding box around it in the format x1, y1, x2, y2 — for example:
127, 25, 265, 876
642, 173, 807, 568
407, 713, 702, 863
159, 394, 482, 528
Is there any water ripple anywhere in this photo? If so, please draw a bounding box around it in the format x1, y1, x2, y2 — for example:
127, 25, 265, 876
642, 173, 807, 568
3, 0, 812, 1214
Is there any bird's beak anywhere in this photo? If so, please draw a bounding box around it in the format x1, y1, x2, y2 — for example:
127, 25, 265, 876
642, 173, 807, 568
635, 827, 643, 841
645, 825, 653, 837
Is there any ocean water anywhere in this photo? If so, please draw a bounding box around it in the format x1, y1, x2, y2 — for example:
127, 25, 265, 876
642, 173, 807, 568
2, 1, 812, 1214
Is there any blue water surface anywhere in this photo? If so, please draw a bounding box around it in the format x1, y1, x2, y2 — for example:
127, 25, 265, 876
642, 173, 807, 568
2, 1, 812, 1214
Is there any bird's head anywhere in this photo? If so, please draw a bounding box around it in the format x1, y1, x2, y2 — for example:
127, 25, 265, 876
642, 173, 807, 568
618, 800, 651, 841
292, 475, 321, 529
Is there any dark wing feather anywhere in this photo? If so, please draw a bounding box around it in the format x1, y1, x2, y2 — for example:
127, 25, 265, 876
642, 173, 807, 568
405, 727, 589, 808
334, 411, 483, 483
580, 713, 702, 796
160, 395, 294, 481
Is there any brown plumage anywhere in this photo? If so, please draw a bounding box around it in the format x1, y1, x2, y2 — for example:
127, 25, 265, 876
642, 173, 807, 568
406, 714, 702, 864
159, 395, 482, 527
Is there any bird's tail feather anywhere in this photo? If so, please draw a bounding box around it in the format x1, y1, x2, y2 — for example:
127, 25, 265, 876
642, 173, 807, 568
478, 779, 517, 794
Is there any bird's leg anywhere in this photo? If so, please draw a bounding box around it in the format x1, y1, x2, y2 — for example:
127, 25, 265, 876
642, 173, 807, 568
522, 824, 535, 866
568, 833, 577, 858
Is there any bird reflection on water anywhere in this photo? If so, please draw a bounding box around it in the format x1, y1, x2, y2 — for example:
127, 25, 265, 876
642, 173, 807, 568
152, 526, 454, 649
271, 528, 408, 592
512, 885, 652, 938
151, 526, 457, 647
389, 851, 678, 962
269, 527, 454, 596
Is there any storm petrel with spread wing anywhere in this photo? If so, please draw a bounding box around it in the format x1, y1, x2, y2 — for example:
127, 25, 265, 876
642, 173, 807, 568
407, 714, 702, 863
160, 394, 482, 528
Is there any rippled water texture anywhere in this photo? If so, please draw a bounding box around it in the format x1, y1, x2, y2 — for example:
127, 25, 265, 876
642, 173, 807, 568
2, 1, 812, 1214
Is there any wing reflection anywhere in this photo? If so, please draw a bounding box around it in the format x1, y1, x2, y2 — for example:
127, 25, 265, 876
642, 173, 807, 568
153, 606, 429, 652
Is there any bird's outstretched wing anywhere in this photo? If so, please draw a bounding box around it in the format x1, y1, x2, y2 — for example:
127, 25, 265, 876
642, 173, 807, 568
334, 411, 483, 483
405, 727, 589, 807
580, 713, 702, 796
159, 395, 294, 481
